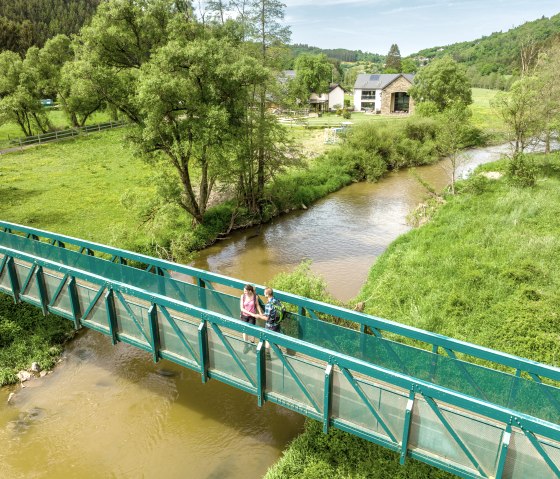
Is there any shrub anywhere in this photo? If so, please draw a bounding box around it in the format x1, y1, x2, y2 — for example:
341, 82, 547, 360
507, 153, 537, 187
403, 116, 438, 142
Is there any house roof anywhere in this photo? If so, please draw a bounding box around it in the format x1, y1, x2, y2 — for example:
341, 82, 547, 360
354, 73, 414, 90
329, 83, 345, 93
279, 70, 296, 84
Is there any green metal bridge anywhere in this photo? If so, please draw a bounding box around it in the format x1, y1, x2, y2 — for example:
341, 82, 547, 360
1, 220, 559, 479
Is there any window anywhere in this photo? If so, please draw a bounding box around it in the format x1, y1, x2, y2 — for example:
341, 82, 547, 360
361, 90, 376, 100
394, 92, 410, 112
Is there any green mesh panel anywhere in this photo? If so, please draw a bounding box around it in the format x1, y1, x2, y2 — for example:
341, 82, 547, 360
50, 281, 73, 314
439, 408, 503, 475
207, 326, 256, 385
157, 310, 200, 364
113, 296, 151, 346
409, 397, 474, 469
504, 429, 559, 479
85, 300, 108, 329
0, 260, 11, 293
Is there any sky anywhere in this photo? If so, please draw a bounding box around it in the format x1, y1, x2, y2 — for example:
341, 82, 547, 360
282, 0, 560, 56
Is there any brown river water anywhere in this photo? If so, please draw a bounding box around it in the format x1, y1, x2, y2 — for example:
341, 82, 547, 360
0, 144, 511, 479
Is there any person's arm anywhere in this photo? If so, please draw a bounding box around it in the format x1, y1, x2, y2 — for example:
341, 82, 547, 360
240, 294, 248, 316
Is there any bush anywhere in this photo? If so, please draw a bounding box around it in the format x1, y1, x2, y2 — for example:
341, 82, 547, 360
403, 116, 438, 142
507, 153, 537, 187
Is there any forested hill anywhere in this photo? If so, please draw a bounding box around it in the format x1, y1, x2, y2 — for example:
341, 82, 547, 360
411, 12, 560, 75
288, 43, 384, 64
0, 0, 100, 55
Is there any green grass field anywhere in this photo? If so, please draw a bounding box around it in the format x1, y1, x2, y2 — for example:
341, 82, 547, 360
469, 87, 505, 136
0, 128, 157, 245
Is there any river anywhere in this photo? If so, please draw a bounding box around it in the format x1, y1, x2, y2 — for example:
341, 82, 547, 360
0, 143, 512, 478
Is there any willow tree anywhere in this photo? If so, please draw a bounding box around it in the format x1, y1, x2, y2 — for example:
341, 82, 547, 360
134, 22, 266, 222
492, 77, 542, 154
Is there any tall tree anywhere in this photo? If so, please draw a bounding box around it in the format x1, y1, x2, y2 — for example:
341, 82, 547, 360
290, 53, 332, 104
409, 55, 472, 112
134, 22, 265, 223
435, 105, 473, 194
243, 0, 291, 214
534, 43, 560, 152
385, 43, 402, 72
0, 48, 52, 136
492, 76, 542, 153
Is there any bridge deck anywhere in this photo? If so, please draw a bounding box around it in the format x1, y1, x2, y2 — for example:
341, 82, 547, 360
1, 221, 559, 479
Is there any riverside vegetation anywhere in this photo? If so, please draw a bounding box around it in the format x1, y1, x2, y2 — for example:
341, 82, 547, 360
265, 151, 560, 478
0, 89, 491, 386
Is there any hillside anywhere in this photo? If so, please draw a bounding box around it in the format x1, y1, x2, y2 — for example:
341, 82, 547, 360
0, 0, 100, 54
411, 12, 560, 75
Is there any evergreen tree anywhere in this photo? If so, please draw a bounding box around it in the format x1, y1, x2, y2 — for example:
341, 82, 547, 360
385, 43, 402, 72
0, 0, 101, 54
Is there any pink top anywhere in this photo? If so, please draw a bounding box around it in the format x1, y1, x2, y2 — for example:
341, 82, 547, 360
242, 293, 257, 314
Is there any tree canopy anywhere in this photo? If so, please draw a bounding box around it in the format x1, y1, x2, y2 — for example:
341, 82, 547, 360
0, 0, 100, 55
409, 55, 472, 112
290, 53, 333, 103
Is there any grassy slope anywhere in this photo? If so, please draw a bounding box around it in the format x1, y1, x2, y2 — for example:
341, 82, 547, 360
357, 156, 560, 363
0, 295, 75, 385
0, 128, 157, 246
266, 155, 560, 478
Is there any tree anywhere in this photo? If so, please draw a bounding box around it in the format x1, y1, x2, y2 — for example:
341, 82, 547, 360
134, 23, 265, 223
491, 76, 542, 153
243, 0, 292, 214
401, 57, 418, 74
0, 49, 50, 136
534, 43, 560, 152
290, 53, 332, 104
409, 55, 472, 112
435, 105, 473, 194
59, 59, 105, 127
385, 43, 402, 72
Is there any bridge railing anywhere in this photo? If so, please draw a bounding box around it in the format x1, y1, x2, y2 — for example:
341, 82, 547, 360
1, 241, 559, 479
1, 221, 559, 395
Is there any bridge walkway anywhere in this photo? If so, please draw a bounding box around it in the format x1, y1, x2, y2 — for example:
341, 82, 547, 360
1, 221, 559, 479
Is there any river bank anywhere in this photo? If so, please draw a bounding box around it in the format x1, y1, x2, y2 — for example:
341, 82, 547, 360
265, 150, 560, 478
0, 145, 520, 477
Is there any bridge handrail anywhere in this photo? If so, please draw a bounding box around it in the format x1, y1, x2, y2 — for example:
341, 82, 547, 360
1, 220, 560, 385
1, 242, 559, 443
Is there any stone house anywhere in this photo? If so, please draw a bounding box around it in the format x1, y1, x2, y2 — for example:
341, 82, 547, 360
353, 73, 415, 114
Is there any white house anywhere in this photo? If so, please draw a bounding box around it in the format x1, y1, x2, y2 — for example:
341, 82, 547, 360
353, 73, 415, 114
309, 84, 346, 111
280, 71, 346, 112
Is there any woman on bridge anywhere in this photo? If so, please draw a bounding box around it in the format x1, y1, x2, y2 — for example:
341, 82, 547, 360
240, 284, 262, 346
